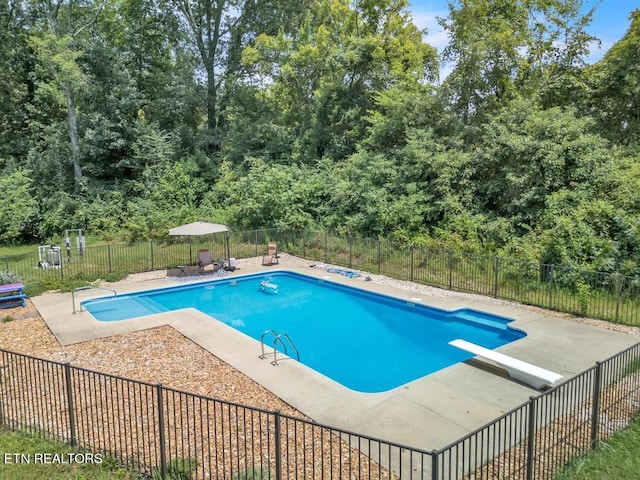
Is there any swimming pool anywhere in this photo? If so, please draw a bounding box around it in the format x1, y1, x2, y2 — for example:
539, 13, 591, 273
82, 271, 526, 393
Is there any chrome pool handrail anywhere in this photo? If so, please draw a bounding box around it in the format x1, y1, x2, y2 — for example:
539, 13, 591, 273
272, 333, 299, 366
72, 286, 117, 314
259, 329, 300, 365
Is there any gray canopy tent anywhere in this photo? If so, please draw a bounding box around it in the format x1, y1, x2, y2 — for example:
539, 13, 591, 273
168, 222, 231, 267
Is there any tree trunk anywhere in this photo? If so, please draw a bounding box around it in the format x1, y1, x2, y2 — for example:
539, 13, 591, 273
64, 82, 82, 180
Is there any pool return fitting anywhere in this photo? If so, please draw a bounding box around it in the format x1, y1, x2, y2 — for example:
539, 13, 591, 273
259, 329, 300, 366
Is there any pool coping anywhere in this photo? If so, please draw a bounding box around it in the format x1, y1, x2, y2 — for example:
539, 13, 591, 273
31, 264, 640, 451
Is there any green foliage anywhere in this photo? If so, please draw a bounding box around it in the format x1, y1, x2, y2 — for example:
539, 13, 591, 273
0, 427, 139, 479
152, 457, 196, 480
232, 466, 271, 480
0, 0, 638, 273
586, 11, 640, 146
200, 159, 316, 231
575, 280, 592, 316
473, 98, 613, 229
554, 416, 640, 480
0, 169, 38, 244
0, 271, 22, 285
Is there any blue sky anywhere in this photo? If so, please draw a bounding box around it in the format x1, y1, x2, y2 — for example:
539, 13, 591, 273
407, 0, 637, 65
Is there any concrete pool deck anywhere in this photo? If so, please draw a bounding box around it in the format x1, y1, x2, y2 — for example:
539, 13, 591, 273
32, 264, 639, 452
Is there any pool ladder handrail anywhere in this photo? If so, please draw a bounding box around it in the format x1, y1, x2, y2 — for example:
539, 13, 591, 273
259, 330, 300, 366
72, 286, 117, 314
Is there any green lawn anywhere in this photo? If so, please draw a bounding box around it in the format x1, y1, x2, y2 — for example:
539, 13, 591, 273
0, 428, 138, 480
554, 417, 640, 480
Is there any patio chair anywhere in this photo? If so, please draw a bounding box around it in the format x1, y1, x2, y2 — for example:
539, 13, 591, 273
262, 242, 279, 266
198, 249, 215, 272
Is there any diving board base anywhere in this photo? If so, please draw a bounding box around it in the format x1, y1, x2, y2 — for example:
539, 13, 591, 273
449, 339, 563, 390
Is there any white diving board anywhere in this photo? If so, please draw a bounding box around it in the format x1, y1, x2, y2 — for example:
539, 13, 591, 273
449, 339, 563, 390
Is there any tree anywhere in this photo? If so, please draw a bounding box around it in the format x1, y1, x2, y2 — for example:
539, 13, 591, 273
241, 0, 437, 161
472, 98, 612, 230
0, 169, 38, 244
28, 0, 104, 184
0, 1, 33, 163
585, 9, 640, 147
168, 0, 310, 150
439, 0, 596, 123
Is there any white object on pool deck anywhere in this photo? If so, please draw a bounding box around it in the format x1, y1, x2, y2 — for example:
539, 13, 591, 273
449, 339, 563, 390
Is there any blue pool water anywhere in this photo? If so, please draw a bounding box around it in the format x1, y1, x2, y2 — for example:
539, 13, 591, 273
82, 271, 526, 393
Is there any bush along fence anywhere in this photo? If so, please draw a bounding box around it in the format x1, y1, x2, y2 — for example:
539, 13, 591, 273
1, 343, 639, 479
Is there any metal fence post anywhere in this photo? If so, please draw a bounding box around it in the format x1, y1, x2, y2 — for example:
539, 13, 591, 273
63, 363, 76, 446
255, 230, 259, 257
349, 237, 353, 268
591, 362, 602, 448
493, 257, 500, 298
274, 410, 282, 480
156, 384, 167, 480
448, 251, 453, 290
377, 241, 381, 274
107, 244, 113, 273
410, 245, 415, 282
615, 274, 621, 320
150, 240, 155, 271
324, 232, 328, 263
548, 265, 554, 309
526, 396, 537, 480
431, 450, 439, 480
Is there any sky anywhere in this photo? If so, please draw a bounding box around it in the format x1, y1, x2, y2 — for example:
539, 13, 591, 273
407, 0, 637, 67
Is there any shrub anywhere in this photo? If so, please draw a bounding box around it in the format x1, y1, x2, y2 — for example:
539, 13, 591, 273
152, 457, 196, 480
0, 271, 22, 285
232, 466, 271, 480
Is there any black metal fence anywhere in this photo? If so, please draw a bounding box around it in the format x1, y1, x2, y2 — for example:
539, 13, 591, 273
1, 342, 640, 479
0, 348, 429, 479
3, 230, 639, 325
435, 342, 640, 479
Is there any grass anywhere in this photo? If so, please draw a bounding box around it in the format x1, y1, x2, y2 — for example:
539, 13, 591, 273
554, 417, 640, 480
0, 428, 138, 479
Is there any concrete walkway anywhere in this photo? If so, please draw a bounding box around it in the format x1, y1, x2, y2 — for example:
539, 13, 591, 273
32, 265, 639, 452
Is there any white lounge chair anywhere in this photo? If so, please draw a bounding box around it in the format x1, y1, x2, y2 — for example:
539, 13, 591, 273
449, 339, 563, 389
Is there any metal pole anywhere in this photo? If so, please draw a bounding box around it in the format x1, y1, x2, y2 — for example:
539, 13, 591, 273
448, 251, 453, 290
108, 244, 112, 273
349, 237, 353, 268
548, 265, 554, 309
431, 449, 439, 480
255, 230, 259, 257
377, 241, 381, 274
274, 411, 282, 480
591, 362, 602, 448
410, 245, 414, 282
615, 274, 621, 320
225, 232, 231, 266
494, 257, 500, 298
324, 232, 328, 263
156, 384, 167, 480
526, 396, 537, 480
64, 363, 76, 446
150, 240, 155, 271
